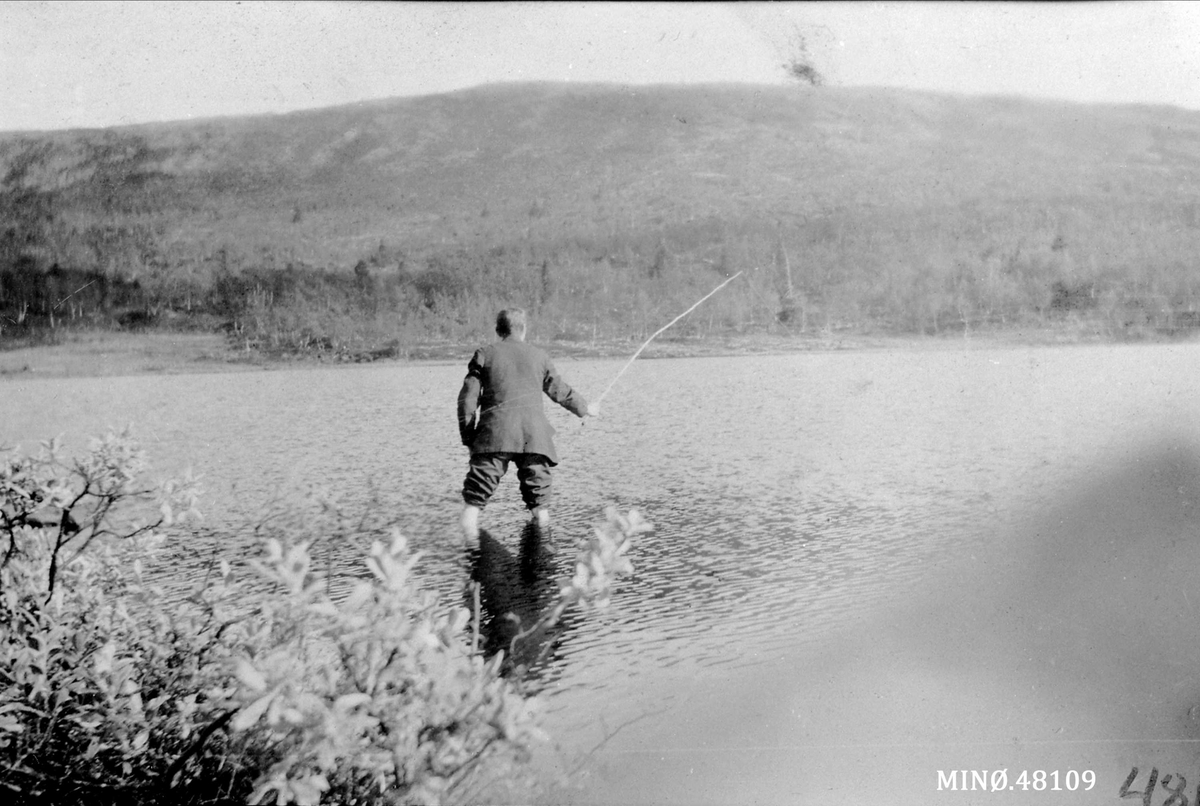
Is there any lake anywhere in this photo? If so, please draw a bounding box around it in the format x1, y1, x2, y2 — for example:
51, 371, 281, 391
4, 341, 1200, 804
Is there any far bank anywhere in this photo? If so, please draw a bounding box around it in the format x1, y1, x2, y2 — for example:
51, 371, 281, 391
2, 324, 1196, 381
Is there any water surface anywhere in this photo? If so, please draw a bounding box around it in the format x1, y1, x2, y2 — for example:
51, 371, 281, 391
5, 342, 1200, 803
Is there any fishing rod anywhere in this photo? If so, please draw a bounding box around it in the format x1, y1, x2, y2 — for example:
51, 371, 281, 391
463, 270, 744, 423
594, 270, 744, 408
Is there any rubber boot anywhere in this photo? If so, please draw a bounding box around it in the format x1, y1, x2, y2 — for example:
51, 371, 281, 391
461, 505, 481, 543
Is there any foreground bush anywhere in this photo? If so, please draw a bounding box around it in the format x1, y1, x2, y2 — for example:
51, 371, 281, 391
0, 431, 647, 804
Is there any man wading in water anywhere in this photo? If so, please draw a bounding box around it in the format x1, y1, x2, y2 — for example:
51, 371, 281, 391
457, 309, 600, 543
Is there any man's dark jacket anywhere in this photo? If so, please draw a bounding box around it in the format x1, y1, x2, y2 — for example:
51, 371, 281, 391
457, 340, 589, 465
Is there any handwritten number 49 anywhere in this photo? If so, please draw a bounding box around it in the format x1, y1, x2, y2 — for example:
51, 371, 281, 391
1121, 768, 1193, 806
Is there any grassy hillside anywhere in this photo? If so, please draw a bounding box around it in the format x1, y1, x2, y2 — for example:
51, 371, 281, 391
4, 82, 1200, 355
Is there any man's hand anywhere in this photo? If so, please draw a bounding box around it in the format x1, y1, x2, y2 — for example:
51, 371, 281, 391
586, 402, 601, 417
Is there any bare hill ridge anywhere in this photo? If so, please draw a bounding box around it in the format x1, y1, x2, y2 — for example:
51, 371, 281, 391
4, 83, 1200, 349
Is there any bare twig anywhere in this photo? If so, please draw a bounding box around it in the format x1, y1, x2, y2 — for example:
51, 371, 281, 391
162, 710, 235, 792
471, 581, 482, 655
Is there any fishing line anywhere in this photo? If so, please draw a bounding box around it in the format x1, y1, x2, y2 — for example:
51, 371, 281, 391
594, 270, 743, 407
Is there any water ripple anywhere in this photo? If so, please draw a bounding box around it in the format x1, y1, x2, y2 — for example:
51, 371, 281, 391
7, 346, 1200, 764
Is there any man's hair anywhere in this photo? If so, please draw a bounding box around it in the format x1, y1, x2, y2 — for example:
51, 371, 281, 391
496, 308, 527, 338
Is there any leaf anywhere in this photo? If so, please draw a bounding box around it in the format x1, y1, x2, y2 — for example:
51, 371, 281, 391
231, 691, 276, 732
0, 703, 40, 717
289, 774, 330, 806
447, 607, 470, 634
387, 529, 409, 557
334, 693, 372, 711
94, 642, 116, 675
235, 658, 268, 692
307, 600, 338, 617
249, 780, 284, 805
266, 692, 284, 726
344, 581, 373, 610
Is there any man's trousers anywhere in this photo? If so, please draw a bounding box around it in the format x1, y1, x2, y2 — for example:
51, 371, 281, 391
462, 452, 553, 510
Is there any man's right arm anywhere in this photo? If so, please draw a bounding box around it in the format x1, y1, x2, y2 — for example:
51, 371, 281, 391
457, 350, 485, 446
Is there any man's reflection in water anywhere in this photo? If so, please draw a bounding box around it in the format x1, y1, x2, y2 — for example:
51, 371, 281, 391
465, 522, 571, 681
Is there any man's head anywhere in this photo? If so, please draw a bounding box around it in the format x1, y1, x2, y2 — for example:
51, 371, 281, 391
496, 308, 527, 341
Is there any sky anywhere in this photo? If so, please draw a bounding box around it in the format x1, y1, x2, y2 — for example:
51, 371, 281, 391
2, 1, 1200, 132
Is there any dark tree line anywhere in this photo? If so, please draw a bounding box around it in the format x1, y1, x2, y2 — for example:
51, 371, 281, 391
0, 259, 146, 330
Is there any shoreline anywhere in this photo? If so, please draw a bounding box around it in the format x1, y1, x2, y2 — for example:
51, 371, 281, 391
0, 326, 1195, 380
